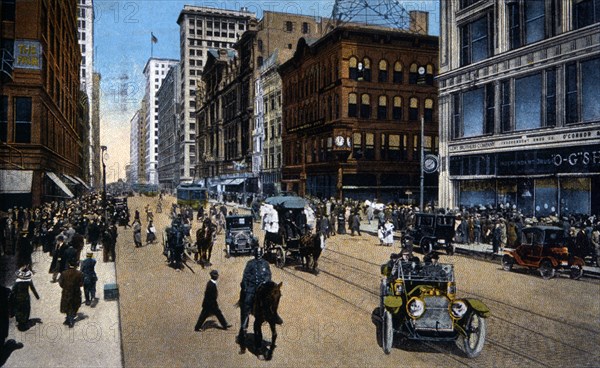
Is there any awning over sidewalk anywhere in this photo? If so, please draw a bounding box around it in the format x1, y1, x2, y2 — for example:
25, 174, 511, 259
46, 172, 74, 198
62, 174, 79, 185
225, 178, 245, 186
72, 175, 91, 190
0, 170, 33, 193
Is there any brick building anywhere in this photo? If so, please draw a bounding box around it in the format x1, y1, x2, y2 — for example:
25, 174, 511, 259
278, 19, 439, 202
0, 0, 85, 209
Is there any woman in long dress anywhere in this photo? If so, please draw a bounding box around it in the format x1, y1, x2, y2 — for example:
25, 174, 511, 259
10, 266, 40, 331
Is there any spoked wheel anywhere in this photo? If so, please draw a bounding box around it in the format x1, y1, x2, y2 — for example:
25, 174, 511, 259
457, 312, 486, 358
569, 265, 583, 280
502, 255, 514, 271
382, 309, 393, 354
275, 246, 286, 268
539, 260, 555, 280
421, 239, 433, 255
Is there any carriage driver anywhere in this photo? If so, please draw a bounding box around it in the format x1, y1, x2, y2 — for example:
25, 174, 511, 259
239, 247, 283, 338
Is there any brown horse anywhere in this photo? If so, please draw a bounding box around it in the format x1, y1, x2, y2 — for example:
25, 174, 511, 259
237, 281, 283, 360
299, 232, 325, 273
195, 219, 215, 267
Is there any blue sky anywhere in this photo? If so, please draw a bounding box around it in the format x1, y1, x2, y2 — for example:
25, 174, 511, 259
94, 0, 440, 181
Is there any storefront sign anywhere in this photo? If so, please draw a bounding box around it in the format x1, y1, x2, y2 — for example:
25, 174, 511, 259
14, 40, 42, 70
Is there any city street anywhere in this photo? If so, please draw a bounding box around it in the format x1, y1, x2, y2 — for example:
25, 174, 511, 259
115, 196, 600, 367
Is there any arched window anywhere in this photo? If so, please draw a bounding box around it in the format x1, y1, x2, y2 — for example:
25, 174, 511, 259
348, 93, 358, 117
426, 64, 435, 85
409, 63, 419, 84
360, 93, 371, 118
409, 97, 419, 120
377, 95, 387, 120
378, 59, 388, 83
424, 98, 434, 123
362, 57, 372, 81
349, 57, 358, 80
352, 132, 363, 159
393, 61, 403, 84
393, 96, 402, 121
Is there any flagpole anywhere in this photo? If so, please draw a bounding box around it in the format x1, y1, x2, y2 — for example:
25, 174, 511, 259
151, 34, 154, 58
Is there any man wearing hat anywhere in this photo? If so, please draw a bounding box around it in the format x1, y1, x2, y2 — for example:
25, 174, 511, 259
80, 252, 98, 306
194, 270, 231, 332
58, 260, 83, 328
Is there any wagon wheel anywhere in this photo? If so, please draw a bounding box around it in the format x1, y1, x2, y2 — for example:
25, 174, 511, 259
420, 239, 433, 255
501, 255, 514, 271
457, 312, 486, 358
539, 260, 555, 280
569, 265, 583, 280
381, 309, 394, 354
275, 245, 286, 268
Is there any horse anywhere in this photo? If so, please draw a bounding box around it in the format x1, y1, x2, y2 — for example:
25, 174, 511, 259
196, 219, 215, 267
298, 231, 325, 273
237, 281, 283, 360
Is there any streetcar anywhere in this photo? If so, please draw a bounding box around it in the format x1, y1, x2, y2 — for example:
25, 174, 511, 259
176, 183, 208, 210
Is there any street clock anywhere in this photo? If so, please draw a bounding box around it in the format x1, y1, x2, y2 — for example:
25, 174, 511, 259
335, 135, 345, 147
423, 154, 439, 173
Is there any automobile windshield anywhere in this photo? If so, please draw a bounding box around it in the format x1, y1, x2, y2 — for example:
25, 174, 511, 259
227, 217, 252, 229
395, 261, 454, 282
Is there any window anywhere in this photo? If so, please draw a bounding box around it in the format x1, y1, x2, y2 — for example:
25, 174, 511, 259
409, 97, 419, 121
507, 0, 549, 50
485, 84, 495, 134
461, 14, 493, 66
0, 96, 7, 142
393, 62, 403, 83
409, 63, 418, 84
14, 97, 32, 143
426, 64, 434, 85
285, 21, 293, 32
349, 57, 358, 80
364, 133, 375, 160
580, 57, 600, 122
388, 134, 401, 160
573, 0, 600, 29
362, 58, 371, 81
460, 0, 481, 9
257, 57, 263, 67
424, 98, 434, 123
353, 133, 362, 159
546, 69, 556, 127
501, 80, 511, 132
257, 39, 263, 51
348, 93, 357, 117
239, 23, 245, 30
377, 96, 387, 120
378, 60, 388, 83
393, 96, 402, 121
302, 22, 310, 33
360, 94, 371, 119
515, 74, 542, 131
463, 88, 484, 137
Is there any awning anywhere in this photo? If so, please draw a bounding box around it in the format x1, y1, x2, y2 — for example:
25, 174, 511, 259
46, 172, 74, 198
0, 170, 33, 194
72, 176, 91, 189
62, 174, 79, 185
225, 178, 245, 186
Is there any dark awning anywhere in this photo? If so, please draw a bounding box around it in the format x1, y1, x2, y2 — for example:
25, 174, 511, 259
46, 172, 74, 198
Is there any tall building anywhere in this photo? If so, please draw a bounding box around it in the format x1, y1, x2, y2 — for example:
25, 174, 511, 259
77, 0, 95, 187
157, 63, 181, 191
142, 57, 178, 185
129, 108, 142, 185
0, 0, 85, 209
438, 0, 600, 217
177, 5, 255, 183
278, 20, 439, 201
91, 72, 101, 189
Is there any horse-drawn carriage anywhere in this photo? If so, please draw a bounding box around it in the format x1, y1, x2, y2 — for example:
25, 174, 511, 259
262, 196, 324, 272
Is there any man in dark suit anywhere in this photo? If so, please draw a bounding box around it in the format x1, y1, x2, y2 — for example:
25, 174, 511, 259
194, 270, 231, 332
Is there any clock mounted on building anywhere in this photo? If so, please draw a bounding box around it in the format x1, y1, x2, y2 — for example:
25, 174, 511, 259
335, 135, 345, 147
418, 66, 426, 75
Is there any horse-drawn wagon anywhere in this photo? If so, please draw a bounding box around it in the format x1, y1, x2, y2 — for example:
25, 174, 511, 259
261, 196, 324, 272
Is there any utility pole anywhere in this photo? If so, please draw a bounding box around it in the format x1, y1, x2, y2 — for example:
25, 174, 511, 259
420, 115, 424, 211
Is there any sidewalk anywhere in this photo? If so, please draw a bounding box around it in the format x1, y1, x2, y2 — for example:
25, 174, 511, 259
2, 242, 122, 367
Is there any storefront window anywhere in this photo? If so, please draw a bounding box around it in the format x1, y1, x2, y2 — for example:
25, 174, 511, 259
459, 180, 495, 208
534, 178, 557, 217
497, 181, 517, 208
517, 180, 534, 216
560, 178, 590, 215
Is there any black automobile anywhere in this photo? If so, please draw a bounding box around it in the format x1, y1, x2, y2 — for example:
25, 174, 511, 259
408, 213, 456, 255
225, 215, 258, 257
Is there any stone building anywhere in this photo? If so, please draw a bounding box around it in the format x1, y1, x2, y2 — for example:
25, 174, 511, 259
0, 0, 85, 208
278, 18, 439, 202
157, 64, 181, 191
438, 0, 600, 216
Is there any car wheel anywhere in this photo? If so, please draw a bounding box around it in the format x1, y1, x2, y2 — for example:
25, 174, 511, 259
539, 260, 555, 280
382, 309, 393, 354
502, 255, 514, 271
457, 312, 486, 358
421, 239, 433, 255
569, 265, 583, 280
275, 246, 286, 268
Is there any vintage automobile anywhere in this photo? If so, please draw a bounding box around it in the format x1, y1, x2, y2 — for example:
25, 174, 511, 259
501, 226, 585, 280
225, 215, 258, 257
408, 213, 456, 255
378, 257, 490, 357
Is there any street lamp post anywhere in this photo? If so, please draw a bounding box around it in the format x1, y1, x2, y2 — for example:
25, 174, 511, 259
101, 145, 107, 218
420, 115, 424, 211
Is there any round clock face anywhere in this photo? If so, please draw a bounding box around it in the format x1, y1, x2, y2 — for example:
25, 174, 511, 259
335, 135, 345, 147
418, 66, 426, 75
346, 137, 352, 147
423, 154, 439, 173
425, 158, 435, 170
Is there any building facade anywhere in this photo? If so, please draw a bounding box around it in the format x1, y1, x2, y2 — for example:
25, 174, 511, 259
157, 63, 181, 191
438, 0, 600, 217
177, 5, 255, 183
142, 58, 178, 185
0, 0, 84, 209
91, 72, 101, 189
77, 0, 95, 188
278, 21, 439, 202
129, 108, 142, 185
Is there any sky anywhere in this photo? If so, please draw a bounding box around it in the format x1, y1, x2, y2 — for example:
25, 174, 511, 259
94, 0, 440, 183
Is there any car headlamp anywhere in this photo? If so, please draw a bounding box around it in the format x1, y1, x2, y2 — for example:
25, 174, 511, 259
392, 279, 404, 296
407, 297, 425, 318
450, 300, 468, 319
447, 282, 456, 297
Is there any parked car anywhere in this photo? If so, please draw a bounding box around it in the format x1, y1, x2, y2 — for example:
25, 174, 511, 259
377, 256, 490, 357
225, 215, 258, 257
408, 213, 456, 255
502, 226, 585, 280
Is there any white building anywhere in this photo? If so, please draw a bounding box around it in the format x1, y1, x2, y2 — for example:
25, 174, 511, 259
77, 0, 95, 187
142, 58, 179, 185
157, 64, 181, 191
129, 109, 141, 185
176, 5, 255, 183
